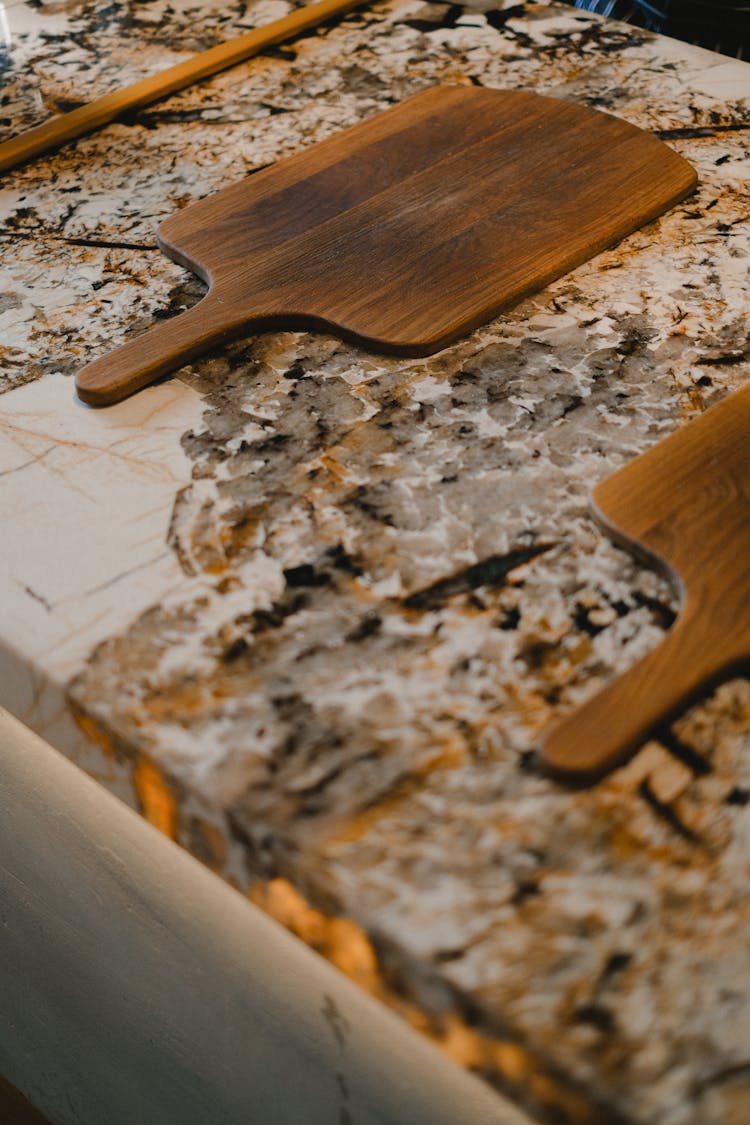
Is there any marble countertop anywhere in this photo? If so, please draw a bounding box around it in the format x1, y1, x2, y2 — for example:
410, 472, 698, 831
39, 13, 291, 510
2, 2, 750, 1122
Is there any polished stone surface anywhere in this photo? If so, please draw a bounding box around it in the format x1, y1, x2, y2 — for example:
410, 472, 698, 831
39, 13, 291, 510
2, 3, 750, 1122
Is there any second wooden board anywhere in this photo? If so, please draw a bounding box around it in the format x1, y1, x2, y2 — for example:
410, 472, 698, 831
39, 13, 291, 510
75, 85, 697, 405
541, 383, 750, 781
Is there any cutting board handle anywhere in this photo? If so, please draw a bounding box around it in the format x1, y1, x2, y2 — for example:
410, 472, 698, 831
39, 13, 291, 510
75, 292, 244, 406
539, 601, 732, 780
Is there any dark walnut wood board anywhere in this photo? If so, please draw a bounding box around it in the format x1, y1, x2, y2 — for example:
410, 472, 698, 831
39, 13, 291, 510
541, 383, 750, 781
75, 85, 697, 406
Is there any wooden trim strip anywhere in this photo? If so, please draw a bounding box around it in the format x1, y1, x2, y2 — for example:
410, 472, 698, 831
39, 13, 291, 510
0, 1075, 49, 1125
0, 0, 368, 175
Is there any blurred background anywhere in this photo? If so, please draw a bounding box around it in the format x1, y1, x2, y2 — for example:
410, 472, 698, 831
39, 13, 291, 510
570, 1, 748, 58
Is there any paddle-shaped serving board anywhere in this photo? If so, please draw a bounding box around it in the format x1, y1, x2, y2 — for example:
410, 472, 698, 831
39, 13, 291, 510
75, 85, 696, 405
541, 384, 750, 780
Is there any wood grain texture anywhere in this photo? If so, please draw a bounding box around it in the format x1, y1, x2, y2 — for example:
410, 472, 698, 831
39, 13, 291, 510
75, 85, 697, 406
0, 0, 368, 175
541, 383, 750, 781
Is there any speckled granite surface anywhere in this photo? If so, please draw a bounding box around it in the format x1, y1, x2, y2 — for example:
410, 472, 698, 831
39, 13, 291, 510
2, 3, 750, 1122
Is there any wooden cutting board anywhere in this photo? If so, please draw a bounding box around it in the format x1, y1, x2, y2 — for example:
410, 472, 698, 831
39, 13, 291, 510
541, 384, 750, 781
75, 85, 697, 405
